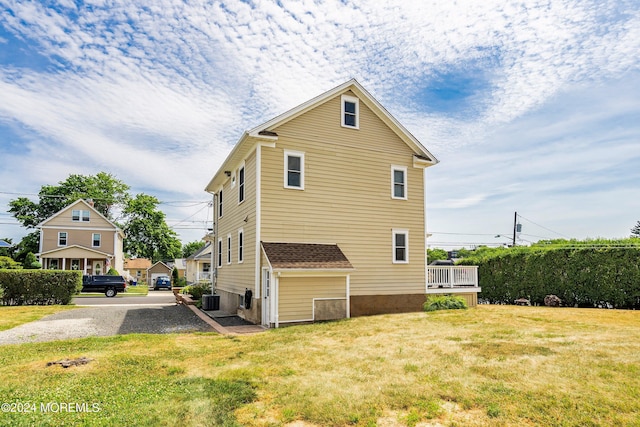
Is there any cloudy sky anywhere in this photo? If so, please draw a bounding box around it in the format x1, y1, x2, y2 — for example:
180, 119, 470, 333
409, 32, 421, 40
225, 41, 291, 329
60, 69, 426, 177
1, 0, 638, 248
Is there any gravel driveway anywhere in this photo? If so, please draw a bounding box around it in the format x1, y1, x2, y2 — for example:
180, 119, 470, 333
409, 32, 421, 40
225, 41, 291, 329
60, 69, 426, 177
0, 299, 214, 345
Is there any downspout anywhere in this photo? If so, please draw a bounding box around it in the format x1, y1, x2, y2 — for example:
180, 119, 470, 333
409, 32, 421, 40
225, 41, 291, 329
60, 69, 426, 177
255, 144, 262, 299
211, 192, 217, 295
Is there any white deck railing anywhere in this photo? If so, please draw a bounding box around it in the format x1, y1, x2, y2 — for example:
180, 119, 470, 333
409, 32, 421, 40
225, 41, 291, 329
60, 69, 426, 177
427, 266, 479, 289
197, 272, 212, 281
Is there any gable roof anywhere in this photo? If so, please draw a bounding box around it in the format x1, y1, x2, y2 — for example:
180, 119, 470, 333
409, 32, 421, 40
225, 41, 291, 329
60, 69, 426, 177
147, 261, 172, 272
38, 199, 124, 236
187, 242, 212, 260
205, 79, 438, 192
261, 242, 354, 270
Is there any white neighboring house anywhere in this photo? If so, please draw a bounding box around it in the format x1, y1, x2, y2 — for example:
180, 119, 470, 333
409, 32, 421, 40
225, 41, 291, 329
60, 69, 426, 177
185, 242, 212, 284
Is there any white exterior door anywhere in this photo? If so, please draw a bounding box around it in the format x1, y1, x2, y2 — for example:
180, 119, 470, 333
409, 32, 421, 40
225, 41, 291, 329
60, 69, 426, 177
261, 268, 271, 326
93, 260, 103, 275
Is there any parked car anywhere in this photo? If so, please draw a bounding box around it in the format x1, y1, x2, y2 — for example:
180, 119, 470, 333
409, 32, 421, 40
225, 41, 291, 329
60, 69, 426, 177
154, 276, 171, 291
82, 275, 127, 297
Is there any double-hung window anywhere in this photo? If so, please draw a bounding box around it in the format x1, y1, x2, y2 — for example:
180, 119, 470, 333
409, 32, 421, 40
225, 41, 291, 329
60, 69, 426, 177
392, 229, 409, 263
217, 239, 223, 267
238, 166, 245, 203
227, 234, 232, 264
391, 166, 407, 199
341, 95, 359, 128
238, 229, 244, 263
92, 233, 101, 248
218, 190, 223, 218
58, 232, 67, 246
72, 209, 90, 222
284, 150, 304, 189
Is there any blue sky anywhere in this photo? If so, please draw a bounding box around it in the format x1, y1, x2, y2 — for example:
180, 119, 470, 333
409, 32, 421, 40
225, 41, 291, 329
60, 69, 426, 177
0, 0, 639, 248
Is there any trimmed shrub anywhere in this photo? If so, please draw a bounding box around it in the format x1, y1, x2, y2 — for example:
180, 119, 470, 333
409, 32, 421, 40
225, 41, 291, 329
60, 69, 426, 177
23, 252, 41, 269
182, 282, 210, 301
423, 295, 468, 311
107, 267, 120, 276
458, 247, 640, 308
0, 270, 82, 305
0, 256, 22, 270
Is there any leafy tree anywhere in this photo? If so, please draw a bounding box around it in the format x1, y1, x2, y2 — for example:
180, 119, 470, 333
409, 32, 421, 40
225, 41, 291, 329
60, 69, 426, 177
122, 194, 182, 262
632, 221, 640, 238
426, 248, 448, 262
11, 232, 40, 265
172, 267, 179, 285
183, 240, 206, 258
9, 172, 130, 227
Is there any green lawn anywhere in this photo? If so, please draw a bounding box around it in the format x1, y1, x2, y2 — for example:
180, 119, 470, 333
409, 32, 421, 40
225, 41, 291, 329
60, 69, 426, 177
0, 305, 639, 426
0, 305, 79, 331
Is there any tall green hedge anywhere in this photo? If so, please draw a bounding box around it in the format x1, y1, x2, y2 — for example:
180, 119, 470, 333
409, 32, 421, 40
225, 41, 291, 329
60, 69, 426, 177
458, 248, 640, 308
0, 270, 82, 306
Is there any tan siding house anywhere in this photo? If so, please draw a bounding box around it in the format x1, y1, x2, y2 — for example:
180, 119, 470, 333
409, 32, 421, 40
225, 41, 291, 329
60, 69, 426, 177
123, 258, 152, 284
37, 199, 125, 275
205, 79, 480, 327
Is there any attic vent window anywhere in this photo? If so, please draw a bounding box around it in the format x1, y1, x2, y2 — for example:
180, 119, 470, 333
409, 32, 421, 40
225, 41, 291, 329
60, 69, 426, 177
72, 209, 90, 222
341, 95, 359, 129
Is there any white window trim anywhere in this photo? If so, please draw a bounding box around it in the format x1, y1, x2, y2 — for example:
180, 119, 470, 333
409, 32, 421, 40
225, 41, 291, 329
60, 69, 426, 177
238, 164, 245, 204
72, 209, 90, 222
227, 234, 232, 265
284, 150, 305, 190
92, 233, 101, 248
392, 229, 409, 264
391, 165, 408, 200
341, 94, 359, 129
218, 189, 223, 218
238, 228, 244, 263
217, 238, 223, 268
58, 231, 67, 247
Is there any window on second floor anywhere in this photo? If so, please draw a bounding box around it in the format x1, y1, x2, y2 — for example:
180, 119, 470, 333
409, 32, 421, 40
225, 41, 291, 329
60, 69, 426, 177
392, 166, 407, 199
238, 166, 245, 203
92, 233, 101, 247
72, 209, 90, 222
284, 150, 304, 190
218, 190, 223, 218
58, 232, 67, 246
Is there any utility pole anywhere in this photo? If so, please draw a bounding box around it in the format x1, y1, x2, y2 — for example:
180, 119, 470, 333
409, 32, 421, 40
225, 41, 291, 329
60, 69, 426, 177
512, 211, 517, 247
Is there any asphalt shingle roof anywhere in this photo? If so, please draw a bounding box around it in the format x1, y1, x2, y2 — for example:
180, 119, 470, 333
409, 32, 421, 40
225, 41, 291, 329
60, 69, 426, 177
261, 242, 353, 270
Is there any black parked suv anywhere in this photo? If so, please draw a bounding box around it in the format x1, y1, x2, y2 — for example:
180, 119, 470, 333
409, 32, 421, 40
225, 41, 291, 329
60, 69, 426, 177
82, 275, 127, 297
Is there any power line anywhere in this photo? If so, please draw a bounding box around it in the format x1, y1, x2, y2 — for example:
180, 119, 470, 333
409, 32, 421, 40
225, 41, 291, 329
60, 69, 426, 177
517, 213, 570, 239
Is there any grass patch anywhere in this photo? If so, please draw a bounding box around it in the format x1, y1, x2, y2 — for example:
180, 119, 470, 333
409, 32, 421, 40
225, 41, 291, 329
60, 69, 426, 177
0, 305, 79, 331
124, 286, 149, 295
1, 306, 639, 426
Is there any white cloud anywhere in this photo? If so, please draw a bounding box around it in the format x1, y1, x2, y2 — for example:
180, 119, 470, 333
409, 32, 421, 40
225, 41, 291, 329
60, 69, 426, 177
0, 0, 639, 244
